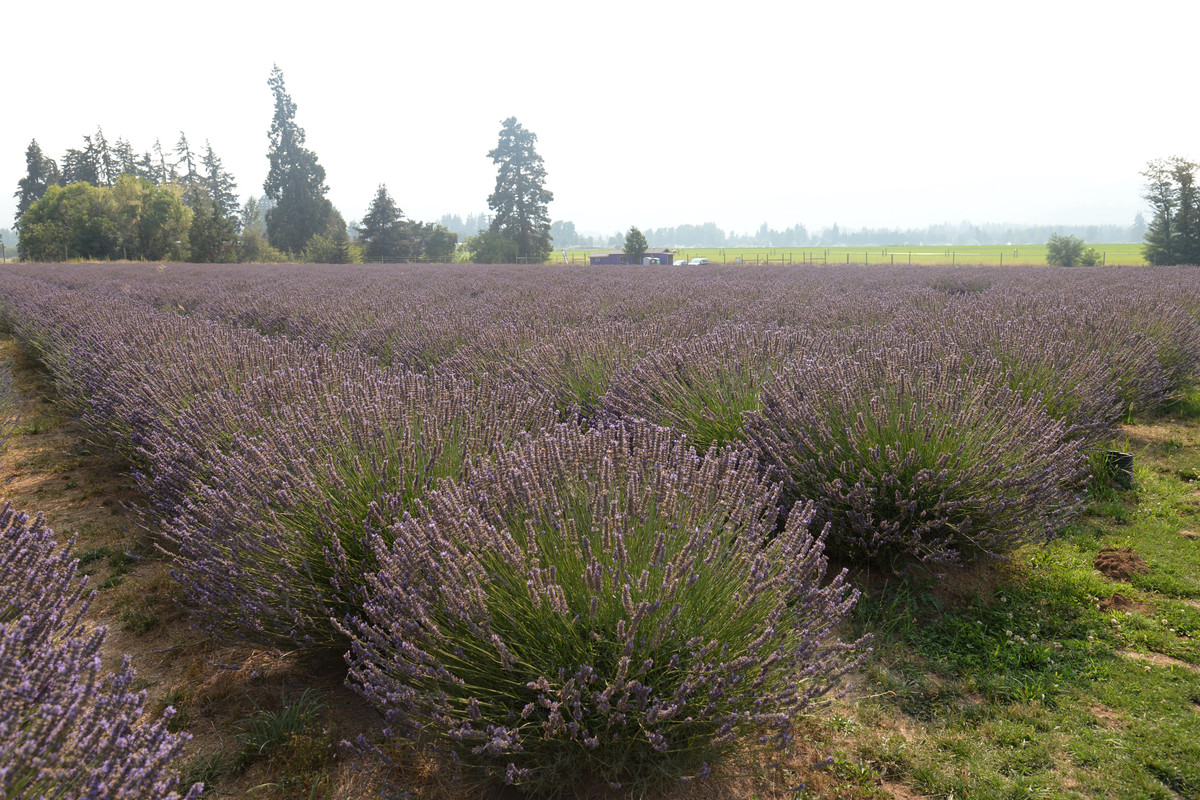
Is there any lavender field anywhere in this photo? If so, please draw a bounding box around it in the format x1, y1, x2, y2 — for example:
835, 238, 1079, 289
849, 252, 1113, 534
1, 262, 1199, 799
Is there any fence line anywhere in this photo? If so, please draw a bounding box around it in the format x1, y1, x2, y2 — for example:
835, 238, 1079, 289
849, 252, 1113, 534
553, 248, 1143, 267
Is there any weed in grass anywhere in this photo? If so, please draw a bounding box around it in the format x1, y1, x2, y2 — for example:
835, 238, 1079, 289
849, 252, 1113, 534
154, 686, 194, 732
16, 418, 48, 435
120, 606, 160, 634
181, 753, 229, 796
1086, 447, 1136, 499
97, 574, 127, 590
1167, 386, 1200, 420
251, 730, 337, 799
234, 689, 326, 768
76, 545, 116, 569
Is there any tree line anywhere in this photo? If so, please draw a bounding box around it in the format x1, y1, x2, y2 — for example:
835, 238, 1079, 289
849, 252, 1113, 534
1141, 157, 1200, 266
11, 67, 471, 264
11, 69, 1198, 265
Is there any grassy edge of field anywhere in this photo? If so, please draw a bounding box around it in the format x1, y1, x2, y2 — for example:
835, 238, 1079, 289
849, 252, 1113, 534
552, 245, 1149, 268
793, 386, 1200, 800
1, 326, 1198, 799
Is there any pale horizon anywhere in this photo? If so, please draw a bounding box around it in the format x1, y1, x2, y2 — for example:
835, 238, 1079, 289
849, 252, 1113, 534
5, 0, 1195, 238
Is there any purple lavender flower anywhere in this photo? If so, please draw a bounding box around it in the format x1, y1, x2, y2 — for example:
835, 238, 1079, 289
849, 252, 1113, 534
0, 502, 200, 800
746, 345, 1087, 566
344, 422, 867, 796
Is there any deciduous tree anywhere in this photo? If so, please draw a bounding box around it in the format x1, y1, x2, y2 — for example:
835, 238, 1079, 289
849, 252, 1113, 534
1046, 233, 1085, 266
18, 178, 191, 262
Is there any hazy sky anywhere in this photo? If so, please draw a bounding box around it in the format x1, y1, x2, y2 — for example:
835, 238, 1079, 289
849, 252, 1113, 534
4, 0, 1195, 237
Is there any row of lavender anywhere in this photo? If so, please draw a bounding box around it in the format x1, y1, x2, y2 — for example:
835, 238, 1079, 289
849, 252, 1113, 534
2, 263, 1199, 793
0, 358, 200, 797
0, 275, 866, 790
11, 263, 1200, 564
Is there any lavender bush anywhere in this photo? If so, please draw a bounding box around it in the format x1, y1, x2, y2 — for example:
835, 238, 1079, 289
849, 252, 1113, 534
162, 369, 558, 652
345, 422, 866, 795
601, 324, 812, 451
0, 358, 16, 452
0, 503, 200, 799
500, 322, 671, 421
747, 346, 1088, 566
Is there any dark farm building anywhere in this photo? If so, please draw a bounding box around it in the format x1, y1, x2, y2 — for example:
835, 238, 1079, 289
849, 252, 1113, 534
588, 248, 676, 266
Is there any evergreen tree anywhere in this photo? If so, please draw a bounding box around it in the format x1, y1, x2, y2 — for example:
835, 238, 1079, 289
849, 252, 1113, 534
356, 184, 412, 261
14, 140, 60, 226
61, 146, 98, 186
1142, 157, 1200, 265
188, 187, 240, 263
112, 138, 139, 178
175, 132, 201, 192
623, 225, 648, 262
152, 138, 175, 186
201, 141, 240, 225
1172, 159, 1200, 264
90, 127, 116, 187
1129, 211, 1148, 242
485, 116, 553, 263
136, 151, 155, 182
263, 65, 333, 254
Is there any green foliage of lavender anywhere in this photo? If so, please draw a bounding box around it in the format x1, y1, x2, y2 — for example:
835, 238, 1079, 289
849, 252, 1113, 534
747, 346, 1088, 566
601, 324, 812, 451
163, 369, 558, 652
2, 262, 1200, 794
345, 423, 867, 795
0, 358, 16, 453
501, 323, 668, 421
0, 503, 199, 800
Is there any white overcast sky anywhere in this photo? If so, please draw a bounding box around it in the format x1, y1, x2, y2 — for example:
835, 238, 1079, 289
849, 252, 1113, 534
3, 0, 1195, 237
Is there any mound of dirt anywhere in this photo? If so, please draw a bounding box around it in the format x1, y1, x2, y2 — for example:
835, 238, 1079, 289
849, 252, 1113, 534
1098, 592, 1151, 613
1094, 547, 1150, 582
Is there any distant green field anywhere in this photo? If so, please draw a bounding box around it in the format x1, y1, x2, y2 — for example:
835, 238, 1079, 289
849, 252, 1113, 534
555, 243, 1148, 267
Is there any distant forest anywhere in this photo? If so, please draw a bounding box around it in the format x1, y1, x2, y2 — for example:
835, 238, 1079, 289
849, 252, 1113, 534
439, 216, 1146, 250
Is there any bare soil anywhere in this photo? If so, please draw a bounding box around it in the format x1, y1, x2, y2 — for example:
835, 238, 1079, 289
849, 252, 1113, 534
1093, 547, 1151, 582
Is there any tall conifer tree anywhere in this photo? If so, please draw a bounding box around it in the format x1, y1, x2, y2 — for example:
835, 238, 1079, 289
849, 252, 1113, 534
263, 65, 333, 254
14, 140, 60, 226
486, 117, 553, 263
1142, 157, 1200, 265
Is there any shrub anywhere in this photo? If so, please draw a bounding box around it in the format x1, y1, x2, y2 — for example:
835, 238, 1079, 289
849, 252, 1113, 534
0, 502, 199, 799
601, 324, 809, 451
344, 422, 867, 796
502, 323, 666, 420
163, 370, 558, 653
747, 346, 1087, 566
1046, 233, 1086, 267
0, 357, 16, 452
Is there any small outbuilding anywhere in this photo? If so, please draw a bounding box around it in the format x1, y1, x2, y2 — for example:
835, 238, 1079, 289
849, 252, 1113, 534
588, 248, 675, 266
